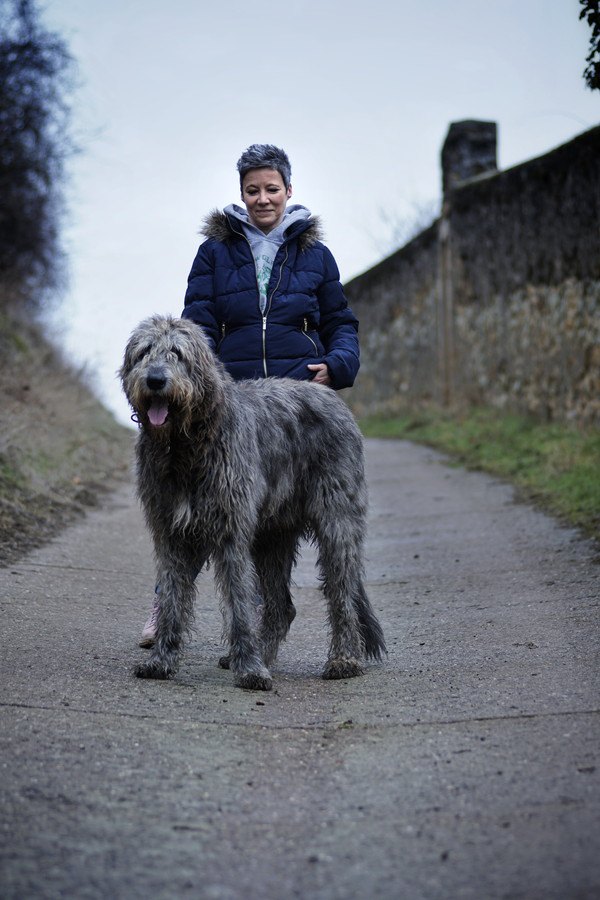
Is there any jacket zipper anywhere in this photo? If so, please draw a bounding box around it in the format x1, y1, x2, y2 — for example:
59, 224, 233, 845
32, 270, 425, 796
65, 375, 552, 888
262, 245, 288, 376
227, 218, 289, 378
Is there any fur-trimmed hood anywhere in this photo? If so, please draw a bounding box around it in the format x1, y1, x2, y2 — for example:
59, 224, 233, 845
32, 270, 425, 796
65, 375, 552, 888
200, 208, 325, 252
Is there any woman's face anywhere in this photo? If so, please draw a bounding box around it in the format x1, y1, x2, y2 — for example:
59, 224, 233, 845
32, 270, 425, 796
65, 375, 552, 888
241, 168, 292, 233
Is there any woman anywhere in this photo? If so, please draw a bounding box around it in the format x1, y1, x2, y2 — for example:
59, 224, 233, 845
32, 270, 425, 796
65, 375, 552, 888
140, 143, 360, 647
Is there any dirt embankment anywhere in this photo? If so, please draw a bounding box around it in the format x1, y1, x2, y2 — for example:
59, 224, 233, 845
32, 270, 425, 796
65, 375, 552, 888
0, 308, 134, 565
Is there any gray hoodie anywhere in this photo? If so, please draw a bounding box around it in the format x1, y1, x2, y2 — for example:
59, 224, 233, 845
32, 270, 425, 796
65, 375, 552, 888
224, 204, 312, 313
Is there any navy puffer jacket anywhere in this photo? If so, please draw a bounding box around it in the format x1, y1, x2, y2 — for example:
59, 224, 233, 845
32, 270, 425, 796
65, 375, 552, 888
181, 210, 360, 389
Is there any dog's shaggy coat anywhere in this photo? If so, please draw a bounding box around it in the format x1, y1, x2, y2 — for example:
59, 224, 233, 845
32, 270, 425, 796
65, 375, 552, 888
120, 315, 386, 690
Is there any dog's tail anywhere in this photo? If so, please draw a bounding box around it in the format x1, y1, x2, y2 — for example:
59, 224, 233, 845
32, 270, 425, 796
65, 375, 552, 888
354, 584, 387, 660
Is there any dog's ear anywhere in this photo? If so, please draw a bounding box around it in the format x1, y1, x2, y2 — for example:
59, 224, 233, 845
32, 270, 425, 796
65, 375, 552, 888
187, 328, 226, 418
118, 339, 134, 386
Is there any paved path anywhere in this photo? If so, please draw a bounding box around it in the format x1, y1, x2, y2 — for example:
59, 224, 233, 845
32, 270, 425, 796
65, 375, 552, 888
1, 438, 599, 900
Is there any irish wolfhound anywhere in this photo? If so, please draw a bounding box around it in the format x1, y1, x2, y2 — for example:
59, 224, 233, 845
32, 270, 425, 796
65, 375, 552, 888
120, 315, 386, 691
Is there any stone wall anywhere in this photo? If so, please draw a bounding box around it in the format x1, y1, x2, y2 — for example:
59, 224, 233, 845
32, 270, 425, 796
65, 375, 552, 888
344, 123, 600, 425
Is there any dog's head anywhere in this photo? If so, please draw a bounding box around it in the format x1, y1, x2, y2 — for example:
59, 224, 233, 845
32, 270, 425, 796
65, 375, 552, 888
120, 315, 224, 438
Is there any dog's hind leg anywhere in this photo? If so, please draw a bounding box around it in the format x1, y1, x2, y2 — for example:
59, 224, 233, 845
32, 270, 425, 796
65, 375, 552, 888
314, 521, 384, 680
135, 548, 198, 680
254, 530, 299, 668
213, 544, 272, 691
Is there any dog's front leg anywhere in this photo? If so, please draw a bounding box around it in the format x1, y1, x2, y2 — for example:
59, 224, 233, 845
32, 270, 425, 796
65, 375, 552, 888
135, 553, 196, 680
214, 546, 272, 691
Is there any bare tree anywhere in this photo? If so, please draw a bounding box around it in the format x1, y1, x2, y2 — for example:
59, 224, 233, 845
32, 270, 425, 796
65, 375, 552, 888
372, 198, 440, 257
0, 0, 74, 307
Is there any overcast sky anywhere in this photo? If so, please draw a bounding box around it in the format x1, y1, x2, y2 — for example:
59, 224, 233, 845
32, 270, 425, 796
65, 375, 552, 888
44, 0, 598, 425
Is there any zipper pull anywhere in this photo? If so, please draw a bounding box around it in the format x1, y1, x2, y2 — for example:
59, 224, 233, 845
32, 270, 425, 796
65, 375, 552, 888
303, 317, 308, 332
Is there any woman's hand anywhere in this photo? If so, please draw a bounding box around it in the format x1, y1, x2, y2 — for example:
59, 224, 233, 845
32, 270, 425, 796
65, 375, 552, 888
307, 363, 331, 386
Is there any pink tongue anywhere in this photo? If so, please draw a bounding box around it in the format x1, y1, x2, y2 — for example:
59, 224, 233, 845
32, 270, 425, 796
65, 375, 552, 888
148, 403, 169, 426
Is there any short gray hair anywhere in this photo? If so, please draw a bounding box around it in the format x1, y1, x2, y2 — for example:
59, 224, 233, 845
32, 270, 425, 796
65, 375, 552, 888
237, 144, 292, 189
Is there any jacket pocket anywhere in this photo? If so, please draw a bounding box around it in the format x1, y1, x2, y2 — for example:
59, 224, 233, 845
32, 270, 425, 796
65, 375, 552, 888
300, 318, 322, 356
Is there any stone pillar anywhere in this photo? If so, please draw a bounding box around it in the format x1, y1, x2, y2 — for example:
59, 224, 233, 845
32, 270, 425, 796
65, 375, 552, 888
437, 215, 454, 406
441, 120, 497, 195
437, 120, 498, 405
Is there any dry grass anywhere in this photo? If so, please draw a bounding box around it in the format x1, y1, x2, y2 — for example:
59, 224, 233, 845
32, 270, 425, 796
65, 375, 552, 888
0, 308, 134, 565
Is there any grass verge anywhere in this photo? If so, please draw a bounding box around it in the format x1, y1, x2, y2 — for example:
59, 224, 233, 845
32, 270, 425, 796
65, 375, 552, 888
359, 408, 600, 545
0, 309, 134, 565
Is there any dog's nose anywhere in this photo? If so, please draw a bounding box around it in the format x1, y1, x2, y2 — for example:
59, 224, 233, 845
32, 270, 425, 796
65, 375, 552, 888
146, 369, 167, 391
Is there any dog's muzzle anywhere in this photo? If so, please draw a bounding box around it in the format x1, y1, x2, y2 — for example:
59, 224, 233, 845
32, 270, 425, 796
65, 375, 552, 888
145, 367, 169, 427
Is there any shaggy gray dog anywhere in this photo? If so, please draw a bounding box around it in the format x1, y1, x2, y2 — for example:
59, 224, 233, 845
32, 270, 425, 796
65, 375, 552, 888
120, 315, 386, 691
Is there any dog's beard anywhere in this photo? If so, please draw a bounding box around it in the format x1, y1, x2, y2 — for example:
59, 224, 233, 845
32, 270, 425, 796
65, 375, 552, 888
127, 373, 202, 440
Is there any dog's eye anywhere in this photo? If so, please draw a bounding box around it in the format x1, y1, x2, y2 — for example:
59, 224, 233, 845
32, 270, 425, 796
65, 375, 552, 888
171, 346, 184, 361
134, 345, 151, 365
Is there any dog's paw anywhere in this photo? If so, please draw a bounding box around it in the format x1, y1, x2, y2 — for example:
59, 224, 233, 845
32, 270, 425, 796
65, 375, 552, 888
235, 671, 273, 691
218, 654, 231, 670
134, 659, 175, 680
322, 658, 364, 680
